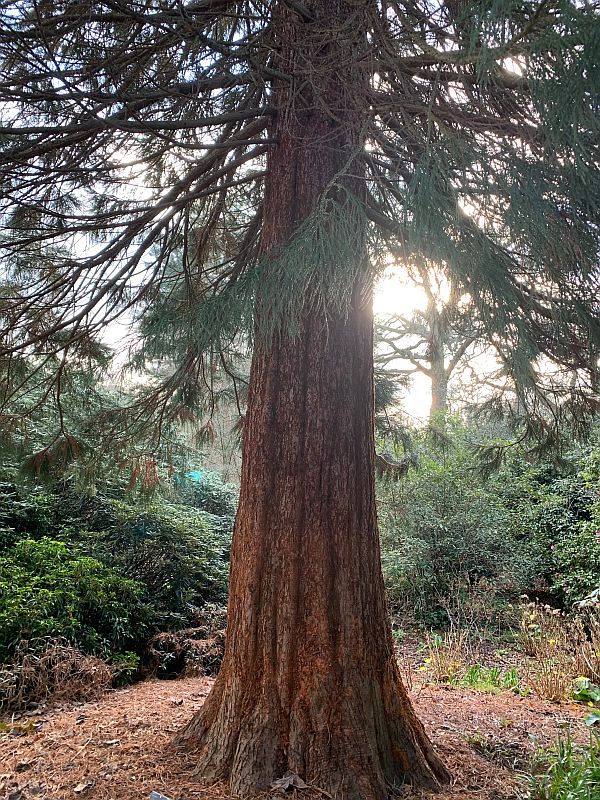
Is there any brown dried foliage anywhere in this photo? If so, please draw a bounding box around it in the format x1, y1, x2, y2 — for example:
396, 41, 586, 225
143, 629, 225, 679
520, 602, 600, 701
0, 639, 113, 715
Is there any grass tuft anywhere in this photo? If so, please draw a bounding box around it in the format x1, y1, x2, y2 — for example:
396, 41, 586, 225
524, 735, 600, 800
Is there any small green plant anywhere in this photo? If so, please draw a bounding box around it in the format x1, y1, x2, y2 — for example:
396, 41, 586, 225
524, 735, 600, 800
573, 677, 600, 705
456, 664, 522, 694
465, 731, 496, 759
111, 650, 141, 686
420, 629, 523, 693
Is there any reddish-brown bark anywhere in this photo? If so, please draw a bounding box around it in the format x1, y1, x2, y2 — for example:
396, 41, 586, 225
177, 3, 450, 796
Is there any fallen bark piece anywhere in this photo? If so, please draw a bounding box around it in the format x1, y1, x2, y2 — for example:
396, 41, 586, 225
270, 772, 308, 791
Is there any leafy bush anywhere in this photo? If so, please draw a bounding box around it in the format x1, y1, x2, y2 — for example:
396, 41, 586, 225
176, 471, 238, 538
0, 538, 151, 661
379, 423, 600, 623
0, 483, 53, 550
111, 650, 141, 686
378, 424, 532, 624
98, 499, 229, 613
1, 479, 234, 618
55, 496, 231, 620
0, 469, 234, 672
186, 471, 238, 516
496, 450, 600, 605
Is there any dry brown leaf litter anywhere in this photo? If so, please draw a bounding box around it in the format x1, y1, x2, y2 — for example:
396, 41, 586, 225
0, 677, 591, 800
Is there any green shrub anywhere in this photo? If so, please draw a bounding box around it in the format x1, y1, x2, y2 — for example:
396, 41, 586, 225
378, 425, 532, 624
186, 471, 238, 517
175, 471, 238, 539
111, 650, 141, 685
0, 474, 233, 657
0, 538, 151, 661
0, 483, 53, 550
55, 497, 230, 619
94, 499, 230, 613
496, 452, 600, 605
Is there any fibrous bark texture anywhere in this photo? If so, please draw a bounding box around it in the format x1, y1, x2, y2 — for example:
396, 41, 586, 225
177, 3, 450, 797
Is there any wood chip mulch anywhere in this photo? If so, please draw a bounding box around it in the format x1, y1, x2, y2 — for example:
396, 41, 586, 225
0, 677, 592, 800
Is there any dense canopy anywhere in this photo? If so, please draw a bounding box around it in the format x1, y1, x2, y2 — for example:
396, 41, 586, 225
0, 0, 599, 432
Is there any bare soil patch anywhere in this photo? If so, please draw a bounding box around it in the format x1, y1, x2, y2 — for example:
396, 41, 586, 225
0, 677, 591, 800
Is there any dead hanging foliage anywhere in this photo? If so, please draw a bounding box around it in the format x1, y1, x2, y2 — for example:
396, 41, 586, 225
0, 638, 113, 715
375, 451, 411, 479
20, 434, 82, 480
119, 454, 160, 492
196, 419, 216, 445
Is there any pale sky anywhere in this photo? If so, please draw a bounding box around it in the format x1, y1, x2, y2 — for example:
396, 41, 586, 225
373, 268, 431, 423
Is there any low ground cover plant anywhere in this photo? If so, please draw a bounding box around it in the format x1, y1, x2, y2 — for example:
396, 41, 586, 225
525, 735, 600, 800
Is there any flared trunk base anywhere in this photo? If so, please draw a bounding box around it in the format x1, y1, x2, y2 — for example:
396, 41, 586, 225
177, 660, 450, 799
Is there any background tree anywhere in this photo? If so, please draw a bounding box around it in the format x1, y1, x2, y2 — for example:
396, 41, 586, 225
1, 2, 600, 798
377, 260, 600, 450
376, 260, 484, 419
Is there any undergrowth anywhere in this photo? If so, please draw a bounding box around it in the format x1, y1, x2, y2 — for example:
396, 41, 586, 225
524, 735, 600, 800
419, 599, 600, 705
421, 631, 523, 693
0, 638, 114, 714
521, 602, 600, 702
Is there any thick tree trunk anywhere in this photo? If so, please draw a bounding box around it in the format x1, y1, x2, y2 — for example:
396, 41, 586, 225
177, 3, 449, 797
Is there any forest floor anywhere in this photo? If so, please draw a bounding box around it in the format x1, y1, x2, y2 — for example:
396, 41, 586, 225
0, 668, 592, 800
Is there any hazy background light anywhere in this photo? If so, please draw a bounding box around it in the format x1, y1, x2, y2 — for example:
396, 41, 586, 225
373, 266, 432, 422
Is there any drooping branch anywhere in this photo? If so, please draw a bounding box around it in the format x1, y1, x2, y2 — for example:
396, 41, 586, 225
0, 0, 597, 449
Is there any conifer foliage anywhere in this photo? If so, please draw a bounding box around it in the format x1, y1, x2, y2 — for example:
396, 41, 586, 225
1, 2, 600, 798
0, 1, 598, 411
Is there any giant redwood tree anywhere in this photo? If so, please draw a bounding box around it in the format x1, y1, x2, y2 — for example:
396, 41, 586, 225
1, 1, 600, 797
